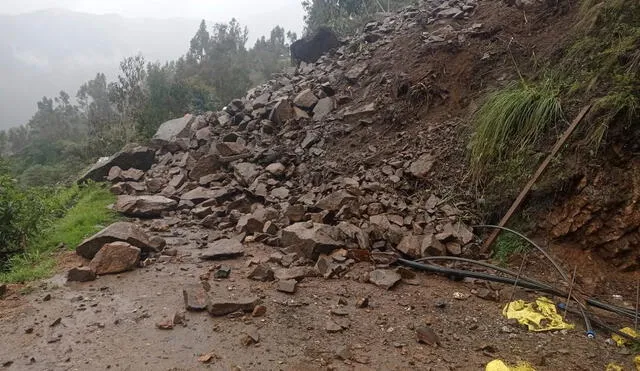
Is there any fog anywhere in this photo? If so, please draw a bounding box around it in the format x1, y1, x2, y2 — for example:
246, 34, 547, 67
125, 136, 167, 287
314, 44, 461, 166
0, 1, 305, 129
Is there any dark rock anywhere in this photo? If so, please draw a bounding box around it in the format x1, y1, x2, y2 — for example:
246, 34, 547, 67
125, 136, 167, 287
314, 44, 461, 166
89, 242, 140, 275
248, 264, 275, 281
200, 239, 245, 260
315, 190, 357, 212
277, 279, 297, 294
216, 142, 248, 156
189, 154, 222, 181
274, 266, 319, 281
237, 215, 265, 234
183, 285, 209, 311
145, 178, 167, 193
214, 266, 232, 279
67, 267, 96, 282
78, 145, 155, 183
446, 242, 462, 256
181, 187, 218, 204
149, 236, 167, 251
114, 195, 177, 218
290, 26, 340, 64
281, 222, 344, 259
285, 205, 306, 222
76, 222, 154, 259
208, 296, 259, 316
0, 284, 6, 297
416, 325, 440, 346
368, 269, 401, 290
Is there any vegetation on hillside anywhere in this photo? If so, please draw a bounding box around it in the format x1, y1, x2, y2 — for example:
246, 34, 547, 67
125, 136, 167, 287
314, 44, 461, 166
0, 19, 295, 187
0, 183, 117, 283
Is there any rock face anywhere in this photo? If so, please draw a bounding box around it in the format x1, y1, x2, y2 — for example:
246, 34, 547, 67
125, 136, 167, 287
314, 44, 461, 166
114, 195, 177, 218
76, 222, 154, 259
78, 145, 155, 183
290, 26, 340, 64
89, 242, 141, 275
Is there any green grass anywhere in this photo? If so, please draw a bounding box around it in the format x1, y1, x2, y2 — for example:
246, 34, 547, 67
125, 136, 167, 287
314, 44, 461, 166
492, 232, 530, 265
0, 184, 118, 283
469, 81, 564, 179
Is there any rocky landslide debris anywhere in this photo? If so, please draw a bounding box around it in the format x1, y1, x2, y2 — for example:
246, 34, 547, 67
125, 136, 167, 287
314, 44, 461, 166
71, 0, 482, 290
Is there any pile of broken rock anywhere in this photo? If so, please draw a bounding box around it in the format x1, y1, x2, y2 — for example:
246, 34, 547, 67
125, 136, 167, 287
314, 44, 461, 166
72, 2, 479, 288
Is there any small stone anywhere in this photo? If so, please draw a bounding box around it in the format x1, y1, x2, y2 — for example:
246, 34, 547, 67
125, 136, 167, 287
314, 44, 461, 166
207, 296, 259, 316
173, 311, 186, 326
325, 320, 343, 333
408, 154, 435, 178
241, 327, 260, 346
453, 292, 470, 300
265, 163, 286, 176
285, 204, 306, 222
183, 285, 209, 311
200, 239, 245, 260
248, 264, 275, 282
252, 305, 267, 317
43, 294, 52, 302
50, 317, 61, 327
368, 269, 401, 290
277, 279, 297, 294
0, 284, 6, 297
356, 297, 369, 308
69, 267, 96, 282
416, 325, 440, 346
214, 266, 232, 279
156, 318, 174, 330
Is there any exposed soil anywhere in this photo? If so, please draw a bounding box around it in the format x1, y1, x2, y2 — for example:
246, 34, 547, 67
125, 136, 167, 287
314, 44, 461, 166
0, 231, 637, 371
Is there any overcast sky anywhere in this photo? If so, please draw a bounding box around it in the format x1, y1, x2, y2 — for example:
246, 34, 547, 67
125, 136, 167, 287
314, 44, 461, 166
0, 0, 306, 42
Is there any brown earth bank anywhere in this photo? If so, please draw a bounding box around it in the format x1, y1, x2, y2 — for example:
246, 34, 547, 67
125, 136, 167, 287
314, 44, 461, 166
2, 0, 640, 369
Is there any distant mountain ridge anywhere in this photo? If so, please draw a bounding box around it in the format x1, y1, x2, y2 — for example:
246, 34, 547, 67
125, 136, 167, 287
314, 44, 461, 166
0, 9, 201, 129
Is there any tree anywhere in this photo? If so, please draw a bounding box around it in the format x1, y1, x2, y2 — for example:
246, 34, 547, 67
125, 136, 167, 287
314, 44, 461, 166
188, 20, 210, 64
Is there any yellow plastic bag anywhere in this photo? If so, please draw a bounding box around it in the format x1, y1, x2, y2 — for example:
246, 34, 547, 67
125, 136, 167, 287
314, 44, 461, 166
605, 363, 624, 371
502, 297, 574, 332
612, 327, 639, 347
486, 359, 535, 371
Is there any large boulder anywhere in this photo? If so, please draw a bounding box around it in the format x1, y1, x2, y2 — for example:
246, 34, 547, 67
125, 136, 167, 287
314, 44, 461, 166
114, 195, 177, 218
89, 242, 141, 275
78, 145, 155, 183
151, 114, 195, 152
281, 222, 345, 259
290, 26, 340, 64
76, 222, 154, 259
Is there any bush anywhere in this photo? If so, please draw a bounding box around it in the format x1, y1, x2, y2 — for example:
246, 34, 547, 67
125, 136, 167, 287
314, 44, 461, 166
469, 81, 564, 179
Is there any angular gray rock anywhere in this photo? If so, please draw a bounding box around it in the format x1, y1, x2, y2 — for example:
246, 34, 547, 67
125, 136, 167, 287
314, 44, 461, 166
281, 222, 344, 259
181, 187, 218, 204
89, 242, 141, 275
274, 266, 319, 281
76, 222, 154, 259
313, 97, 336, 120
269, 99, 294, 125
277, 279, 297, 293
293, 89, 319, 109
200, 238, 245, 260
151, 114, 195, 151
369, 269, 401, 290
396, 235, 422, 259
114, 195, 177, 218
78, 145, 155, 183
183, 285, 209, 311
233, 162, 261, 186
208, 296, 259, 316
248, 264, 275, 282
409, 154, 435, 178
315, 190, 357, 212
216, 142, 248, 156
